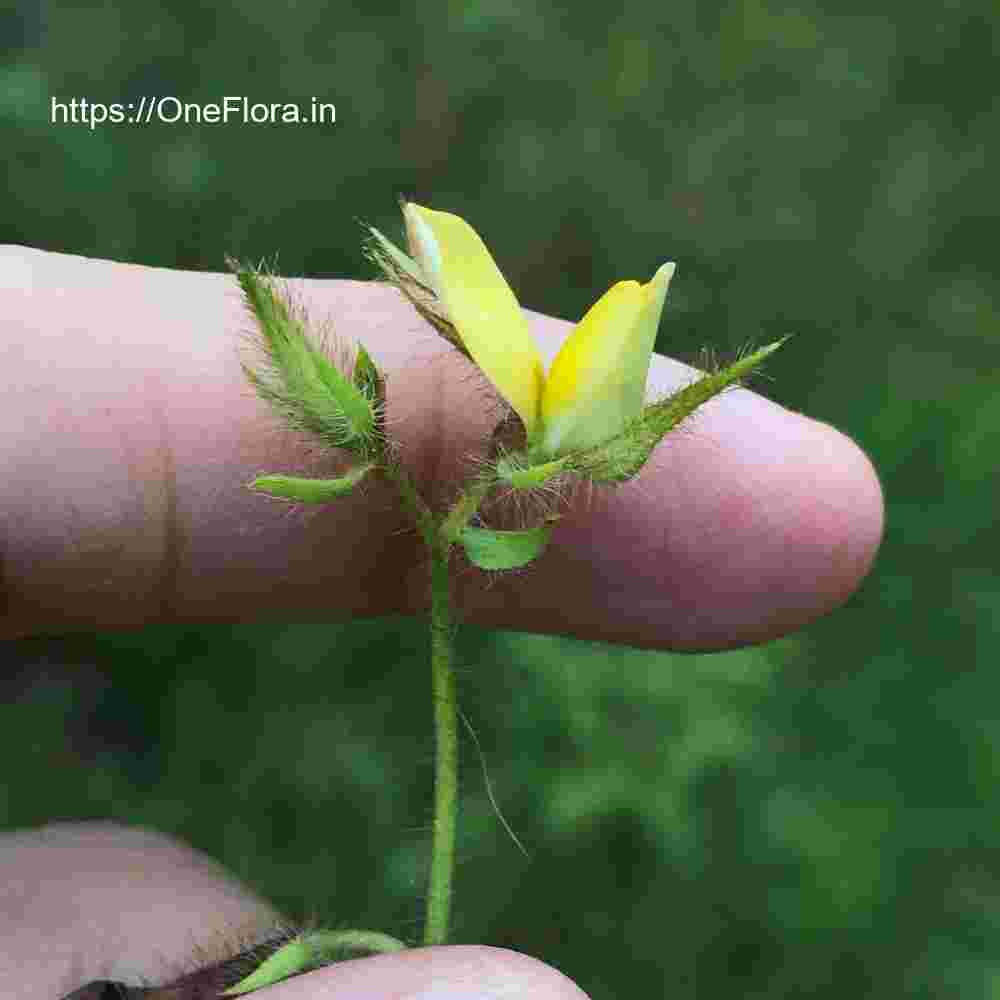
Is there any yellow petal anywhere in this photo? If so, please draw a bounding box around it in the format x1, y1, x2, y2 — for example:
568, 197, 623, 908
403, 203, 545, 435
635, 262, 676, 373
540, 263, 675, 455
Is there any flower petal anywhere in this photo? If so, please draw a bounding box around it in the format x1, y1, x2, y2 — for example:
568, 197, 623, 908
540, 263, 675, 455
634, 262, 676, 378
404, 203, 545, 435
540, 280, 642, 455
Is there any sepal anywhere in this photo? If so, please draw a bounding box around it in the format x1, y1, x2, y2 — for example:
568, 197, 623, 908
495, 453, 569, 489
365, 225, 469, 358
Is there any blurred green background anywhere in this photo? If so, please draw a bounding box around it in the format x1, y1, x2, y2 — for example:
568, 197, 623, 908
2, 1, 998, 996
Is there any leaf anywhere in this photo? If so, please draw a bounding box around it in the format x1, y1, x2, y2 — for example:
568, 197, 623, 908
307, 344, 377, 443
221, 930, 408, 996
460, 522, 554, 570
231, 261, 376, 449
249, 464, 373, 503
353, 343, 380, 395
221, 937, 313, 996
353, 343, 386, 440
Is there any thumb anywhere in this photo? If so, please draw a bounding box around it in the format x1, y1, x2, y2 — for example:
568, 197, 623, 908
0, 822, 588, 1000
231, 946, 589, 1000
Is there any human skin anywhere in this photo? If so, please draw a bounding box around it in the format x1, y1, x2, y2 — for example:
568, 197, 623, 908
0, 823, 589, 999
0, 247, 883, 648
0, 247, 883, 997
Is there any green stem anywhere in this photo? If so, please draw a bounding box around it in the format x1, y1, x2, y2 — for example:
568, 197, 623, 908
424, 537, 458, 946
380, 459, 436, 547
380, 463, 495, 946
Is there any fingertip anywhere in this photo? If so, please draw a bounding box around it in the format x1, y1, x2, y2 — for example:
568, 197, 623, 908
762, 410, 885, 630
649, 384, 886, 648
262, 945, 590, 999
481, 337, 886, 651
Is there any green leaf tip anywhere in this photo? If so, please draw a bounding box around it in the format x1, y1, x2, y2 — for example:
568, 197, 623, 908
249, 464, 374, 504
221, 937, 313, 996
353, 343, 387, 442
222, 929, 408, 996
363, 223, 470, 359
353, 343, 379, 394
366, 225, 426, 286
230, 260, 378, 452
461, 522, 555, 570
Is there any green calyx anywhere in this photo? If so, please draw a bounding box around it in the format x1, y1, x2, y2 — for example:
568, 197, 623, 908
364, 224, 470, 360
232, 260, 379, 454
488, 340, 786, 496
495, 454, 569, 489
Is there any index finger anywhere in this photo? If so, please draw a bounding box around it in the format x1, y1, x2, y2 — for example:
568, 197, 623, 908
0, 247, 882, 648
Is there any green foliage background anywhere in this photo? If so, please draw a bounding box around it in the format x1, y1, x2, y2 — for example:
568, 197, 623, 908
2, 1, 998, 996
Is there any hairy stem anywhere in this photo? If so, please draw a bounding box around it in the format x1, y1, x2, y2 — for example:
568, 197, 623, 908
379, 459, 436, 547
424, 537, 458, 946
382, 462, 496, 946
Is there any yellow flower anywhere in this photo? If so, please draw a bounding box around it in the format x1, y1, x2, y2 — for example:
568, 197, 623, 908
404, 203, 674, 456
